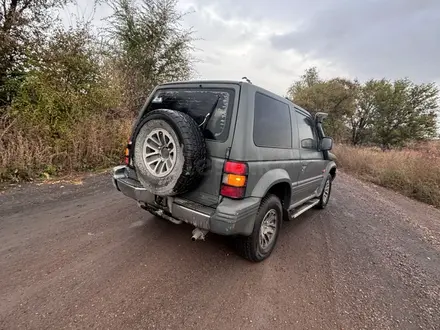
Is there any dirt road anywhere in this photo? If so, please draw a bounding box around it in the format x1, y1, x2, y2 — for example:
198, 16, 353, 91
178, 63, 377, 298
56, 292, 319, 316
1, 172, 439, 330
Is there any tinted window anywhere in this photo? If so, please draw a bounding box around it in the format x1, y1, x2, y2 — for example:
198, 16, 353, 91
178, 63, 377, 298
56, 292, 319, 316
253, 93, 292, 148
296, 111, 318, 149
146, 88, 234, 141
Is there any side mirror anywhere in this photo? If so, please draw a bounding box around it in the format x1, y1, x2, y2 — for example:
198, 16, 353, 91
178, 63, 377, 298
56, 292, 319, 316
320, 137, 333, 151
301, 138, 316, 149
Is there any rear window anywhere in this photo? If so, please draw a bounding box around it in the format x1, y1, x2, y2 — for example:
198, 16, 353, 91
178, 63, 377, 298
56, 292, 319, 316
146, 88, 235, 142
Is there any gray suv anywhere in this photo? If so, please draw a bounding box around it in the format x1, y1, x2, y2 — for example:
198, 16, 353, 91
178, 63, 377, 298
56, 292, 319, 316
112, 80, 336, 262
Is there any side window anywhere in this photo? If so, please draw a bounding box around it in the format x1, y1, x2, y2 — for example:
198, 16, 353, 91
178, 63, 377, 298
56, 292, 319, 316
253, 92, 292, 148
296, 111, 318, 150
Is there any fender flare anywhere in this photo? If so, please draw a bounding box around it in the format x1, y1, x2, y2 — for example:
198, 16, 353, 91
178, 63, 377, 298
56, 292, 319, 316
250, 169, 292, 207
317, 161, 337, 195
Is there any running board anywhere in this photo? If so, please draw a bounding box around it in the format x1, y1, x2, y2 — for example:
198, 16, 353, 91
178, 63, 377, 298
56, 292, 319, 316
290, 198, 319, 219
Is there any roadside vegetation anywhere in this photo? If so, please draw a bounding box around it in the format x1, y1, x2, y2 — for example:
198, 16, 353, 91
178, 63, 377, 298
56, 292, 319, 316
0, 0, 193, 181
288, 68, 440, 207
1, 1, 439, 206
333, 142, 440, 207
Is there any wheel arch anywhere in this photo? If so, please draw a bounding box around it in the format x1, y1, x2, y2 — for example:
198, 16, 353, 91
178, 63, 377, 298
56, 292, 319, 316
317, 162, 336, 195
250, 169, 292, 210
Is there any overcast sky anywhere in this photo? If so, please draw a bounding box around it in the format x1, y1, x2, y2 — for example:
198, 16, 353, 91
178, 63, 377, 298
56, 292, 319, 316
62, 0, 440, 96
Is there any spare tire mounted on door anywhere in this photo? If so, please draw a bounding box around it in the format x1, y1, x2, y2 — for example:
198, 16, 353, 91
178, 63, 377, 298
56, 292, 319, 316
133, 109, 208, 196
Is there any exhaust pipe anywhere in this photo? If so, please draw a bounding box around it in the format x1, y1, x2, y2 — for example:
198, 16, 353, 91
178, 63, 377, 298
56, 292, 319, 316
191, 228, 208, 241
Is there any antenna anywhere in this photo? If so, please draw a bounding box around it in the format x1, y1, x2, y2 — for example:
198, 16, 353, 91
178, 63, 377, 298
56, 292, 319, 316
241, 77, 252, 84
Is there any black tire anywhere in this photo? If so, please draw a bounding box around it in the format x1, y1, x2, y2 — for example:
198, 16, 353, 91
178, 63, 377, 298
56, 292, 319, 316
315, 176, 332, 209
235, 194, 282, 262
133, 109, 207, 196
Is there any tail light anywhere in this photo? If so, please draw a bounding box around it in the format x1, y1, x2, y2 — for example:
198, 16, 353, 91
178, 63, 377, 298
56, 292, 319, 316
124, 141, 132, 165
220, 161, 248, 199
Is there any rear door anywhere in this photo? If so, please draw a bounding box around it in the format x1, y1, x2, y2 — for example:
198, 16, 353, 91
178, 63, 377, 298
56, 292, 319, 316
295, 109, 326, 200
143, 83, 241, 207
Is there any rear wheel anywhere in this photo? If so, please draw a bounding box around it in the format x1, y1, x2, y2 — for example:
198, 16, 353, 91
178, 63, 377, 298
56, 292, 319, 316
235, 195, 282, 262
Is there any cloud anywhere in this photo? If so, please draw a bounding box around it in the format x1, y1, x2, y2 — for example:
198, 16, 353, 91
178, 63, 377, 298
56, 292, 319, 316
60, 0, 112, 33
177, 1, 345, 94
270, 0, 440, 83
63, 0, 440, 96
180, 0, 327, 23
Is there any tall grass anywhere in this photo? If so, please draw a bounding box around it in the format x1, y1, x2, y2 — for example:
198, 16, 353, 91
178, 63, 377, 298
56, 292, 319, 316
0, 116, 133, 182
334, 142, 440, 208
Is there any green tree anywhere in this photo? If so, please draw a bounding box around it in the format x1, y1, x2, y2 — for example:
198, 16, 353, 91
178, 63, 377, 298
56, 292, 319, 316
106, 0, 196, 112
11, 25, 120, 138
349, 79, 385, 145
0, 0, 71, 109
287, 67, 358, 140
369, 79, 438, 148
288, 68, 439, 147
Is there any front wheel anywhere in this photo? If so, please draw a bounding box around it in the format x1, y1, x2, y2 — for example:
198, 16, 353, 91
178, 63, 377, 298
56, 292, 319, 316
315, 176, 332, 209
235, 195, 282, 262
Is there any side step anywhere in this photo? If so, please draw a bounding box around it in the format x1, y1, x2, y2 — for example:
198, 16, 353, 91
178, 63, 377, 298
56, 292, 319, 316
290, 198, 320, 219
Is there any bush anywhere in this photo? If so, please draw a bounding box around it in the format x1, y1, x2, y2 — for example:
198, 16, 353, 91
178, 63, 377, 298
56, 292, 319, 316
0, 25, 130, 182
0, 0, 196, 183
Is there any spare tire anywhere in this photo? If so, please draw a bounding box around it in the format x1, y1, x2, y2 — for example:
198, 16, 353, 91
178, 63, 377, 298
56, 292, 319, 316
132, 109, 208, 196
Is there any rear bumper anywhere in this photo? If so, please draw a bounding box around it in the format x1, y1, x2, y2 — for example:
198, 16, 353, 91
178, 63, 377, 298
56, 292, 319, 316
112, 166, 259, 236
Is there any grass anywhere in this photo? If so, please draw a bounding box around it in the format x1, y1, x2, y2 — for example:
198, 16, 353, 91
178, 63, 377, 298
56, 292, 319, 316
334, 141, 440, 208
0, 115, 133, 182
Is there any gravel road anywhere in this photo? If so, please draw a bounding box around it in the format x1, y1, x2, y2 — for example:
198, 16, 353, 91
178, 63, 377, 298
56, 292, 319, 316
1, 172, 439, 330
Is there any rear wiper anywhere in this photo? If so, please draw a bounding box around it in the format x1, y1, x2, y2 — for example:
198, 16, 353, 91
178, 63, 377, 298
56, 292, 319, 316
199, 95, 220, 130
